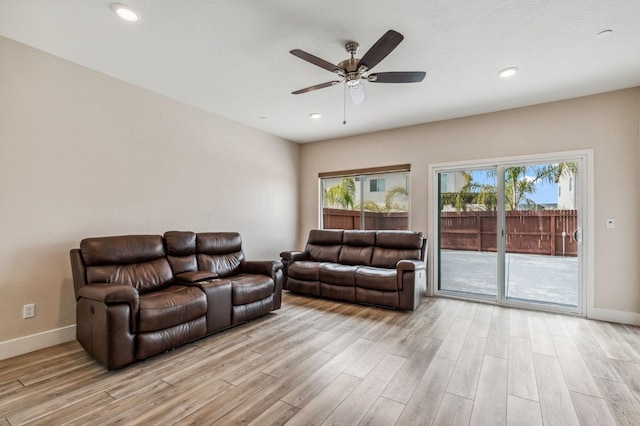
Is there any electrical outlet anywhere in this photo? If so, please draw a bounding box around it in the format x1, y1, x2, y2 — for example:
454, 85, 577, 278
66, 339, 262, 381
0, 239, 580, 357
23, 304, 35, 319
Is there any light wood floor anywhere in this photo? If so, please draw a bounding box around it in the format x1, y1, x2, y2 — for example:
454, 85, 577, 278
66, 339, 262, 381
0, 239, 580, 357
1, 292, 640, 425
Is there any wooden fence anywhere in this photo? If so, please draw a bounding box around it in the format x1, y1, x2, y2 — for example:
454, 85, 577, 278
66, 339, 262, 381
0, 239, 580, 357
323, 208, 578, 257
322, 208, 408, 230
440, 210, 578, 256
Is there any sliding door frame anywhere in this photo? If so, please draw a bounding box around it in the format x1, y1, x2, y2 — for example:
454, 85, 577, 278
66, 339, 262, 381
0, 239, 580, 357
428, 149, 594, 317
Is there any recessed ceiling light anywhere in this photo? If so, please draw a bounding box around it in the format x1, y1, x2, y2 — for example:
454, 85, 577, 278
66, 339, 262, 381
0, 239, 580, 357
309, 113, 322, 119
111, 3, 139, 22
499, 67, 519, 78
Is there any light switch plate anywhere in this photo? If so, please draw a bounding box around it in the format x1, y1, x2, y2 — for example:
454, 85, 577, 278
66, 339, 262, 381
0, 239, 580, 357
606, 218, 615, 229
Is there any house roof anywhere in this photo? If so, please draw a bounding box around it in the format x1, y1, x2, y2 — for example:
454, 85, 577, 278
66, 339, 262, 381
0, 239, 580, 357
1, 0, 639, 143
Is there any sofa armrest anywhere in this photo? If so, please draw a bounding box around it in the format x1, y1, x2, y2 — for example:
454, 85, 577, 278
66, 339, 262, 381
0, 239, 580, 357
240, 260, 283, 277
70, 248, 87, 300
396, 260, 426, 291
280, 251, 309, 262
397, 259, 426, 272
77, 284, 139, 331
175, 271, 219, 283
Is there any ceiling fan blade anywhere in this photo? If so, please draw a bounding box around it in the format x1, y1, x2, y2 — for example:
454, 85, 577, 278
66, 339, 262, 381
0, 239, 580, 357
349, 83, 366, 105
368, 71, 426, 83
291, 81, 340, 95
290, 49, 343, 73
357, 30, 404, 72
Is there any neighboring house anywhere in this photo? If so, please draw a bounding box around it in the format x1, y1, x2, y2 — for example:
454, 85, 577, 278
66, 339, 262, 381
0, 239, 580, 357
439, 171, 468, 194
557, 172, 576, 210
322, 173, 408, 210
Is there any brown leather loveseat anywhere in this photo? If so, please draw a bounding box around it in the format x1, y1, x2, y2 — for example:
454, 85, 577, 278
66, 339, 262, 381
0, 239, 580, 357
280, 229, 427, 311
70, 231, 282, 369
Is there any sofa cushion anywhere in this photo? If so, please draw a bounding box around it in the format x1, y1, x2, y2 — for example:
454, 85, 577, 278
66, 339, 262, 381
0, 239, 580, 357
339, 246, 374, 266
319, 263, 359, 286
86, 258, 174, 294
165, 231, 197, 275
343, 230, 376, 246
370, 231, 423, 268
138, 285, 207, 332
308, 229, 344, 245
355, 266, 398, 291
371, 248, 421, 269
305, 229, 343, 262
164, 231, 196, 256
288, 260, 322, 281
229, 274, 274, 305
81, 235, 165, 266
306, 244, 342, 263
197, 232, 242, 253
196, 232, 245, 277
376, 231, 423, 250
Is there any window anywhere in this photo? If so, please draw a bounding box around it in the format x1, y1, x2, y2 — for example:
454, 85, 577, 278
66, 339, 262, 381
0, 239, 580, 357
370, 179, 385, 192
319, 164, 410, 230
440, 174, 448, 193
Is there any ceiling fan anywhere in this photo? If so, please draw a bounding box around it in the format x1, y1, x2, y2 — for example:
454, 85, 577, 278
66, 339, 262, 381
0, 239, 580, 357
290, 30, 426, 106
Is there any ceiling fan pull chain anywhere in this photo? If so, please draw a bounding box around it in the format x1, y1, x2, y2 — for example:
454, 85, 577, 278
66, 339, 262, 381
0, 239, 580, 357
343, 83, 347, 125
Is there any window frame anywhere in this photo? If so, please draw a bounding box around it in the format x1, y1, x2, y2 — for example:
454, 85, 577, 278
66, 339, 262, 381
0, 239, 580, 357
319, 164, 411, 230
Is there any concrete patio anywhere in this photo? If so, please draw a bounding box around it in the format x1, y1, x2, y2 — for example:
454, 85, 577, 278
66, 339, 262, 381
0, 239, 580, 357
439, 249, 578, 307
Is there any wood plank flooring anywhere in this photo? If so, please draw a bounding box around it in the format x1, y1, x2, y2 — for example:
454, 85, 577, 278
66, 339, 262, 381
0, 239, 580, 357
1, 292, 639, 425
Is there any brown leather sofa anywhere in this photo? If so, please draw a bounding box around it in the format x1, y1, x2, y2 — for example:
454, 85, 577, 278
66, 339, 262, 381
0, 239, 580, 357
70, 231, 282, 369
280, 229, 427, 311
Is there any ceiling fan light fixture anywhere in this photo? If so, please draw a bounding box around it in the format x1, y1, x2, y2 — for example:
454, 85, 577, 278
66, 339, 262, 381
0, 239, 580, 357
111, 3, 139, 22
499, 67, 519, 78
345, 73, 360, 86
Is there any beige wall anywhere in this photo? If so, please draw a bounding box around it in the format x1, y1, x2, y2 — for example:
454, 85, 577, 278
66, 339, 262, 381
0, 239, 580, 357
300, 88, 640, 316
0, 37, 299, 343
1, 35, 638, 349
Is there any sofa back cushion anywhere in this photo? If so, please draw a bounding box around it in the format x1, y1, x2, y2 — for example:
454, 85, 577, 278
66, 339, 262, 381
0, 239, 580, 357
371, 231, 424, 268
305, 229, 344, 262
164, 231, 197, 274
339, 230, 375, 265
80, 235, 173, 294
196, 232, 245, 277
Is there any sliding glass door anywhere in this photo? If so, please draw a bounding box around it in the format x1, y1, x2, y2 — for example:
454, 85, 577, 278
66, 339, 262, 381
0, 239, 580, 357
436, 156, 584, 313
439, 168, 498, 299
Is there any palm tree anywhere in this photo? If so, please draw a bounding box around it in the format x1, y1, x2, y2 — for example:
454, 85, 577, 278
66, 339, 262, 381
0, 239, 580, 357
476, 184, 498, 211
490, 163, 577, 210
323, 177, 356, 209
383, 185, 409, 212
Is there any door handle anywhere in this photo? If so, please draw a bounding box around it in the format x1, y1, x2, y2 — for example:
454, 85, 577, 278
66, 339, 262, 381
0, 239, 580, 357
573, 228, 582, 244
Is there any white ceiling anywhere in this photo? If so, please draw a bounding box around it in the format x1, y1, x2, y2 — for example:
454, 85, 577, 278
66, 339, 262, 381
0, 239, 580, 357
1, 0, 639, 143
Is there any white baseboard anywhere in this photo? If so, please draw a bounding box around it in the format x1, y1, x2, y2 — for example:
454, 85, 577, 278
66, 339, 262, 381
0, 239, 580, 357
588, 308, 640, 326
0, 325, 76, 361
